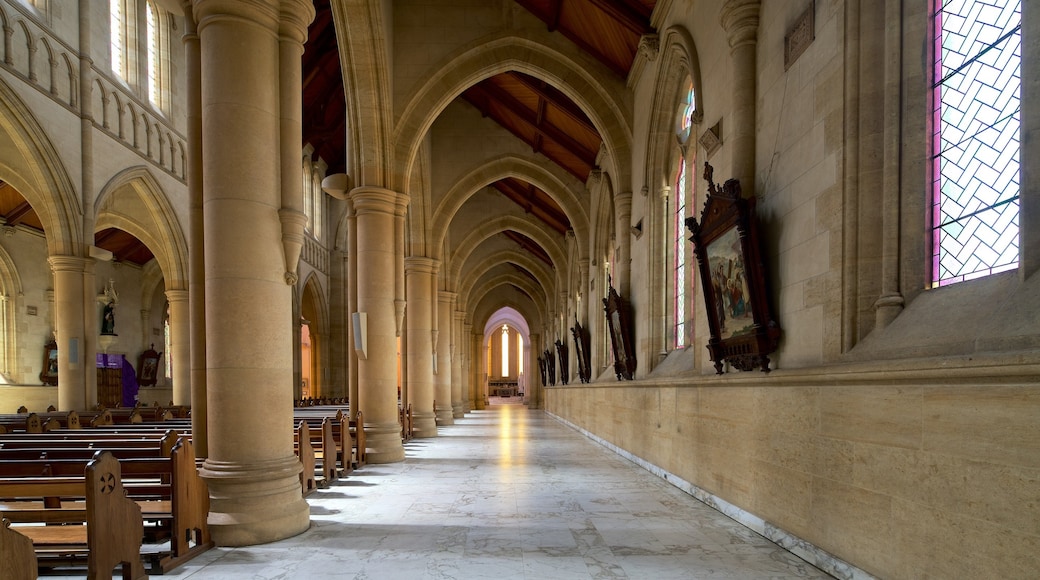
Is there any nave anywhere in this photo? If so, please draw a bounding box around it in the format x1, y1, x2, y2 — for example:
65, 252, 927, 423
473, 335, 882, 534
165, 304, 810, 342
60, 404, 828, 580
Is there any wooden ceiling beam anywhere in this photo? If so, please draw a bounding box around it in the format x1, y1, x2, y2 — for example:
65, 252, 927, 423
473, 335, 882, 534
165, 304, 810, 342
469, 83, 598, 164
492, 181, 570, 235
587, 0, 653, 36
507, 72, 599, 136
5, 201, 33, 226
504, 230, 554, 267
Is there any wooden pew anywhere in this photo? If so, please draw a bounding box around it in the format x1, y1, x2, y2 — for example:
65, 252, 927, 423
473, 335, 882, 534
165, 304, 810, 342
0, 436, 212, 574
0, 517, 36, 580
0, 451, 148, 579
296, 421, 318, 496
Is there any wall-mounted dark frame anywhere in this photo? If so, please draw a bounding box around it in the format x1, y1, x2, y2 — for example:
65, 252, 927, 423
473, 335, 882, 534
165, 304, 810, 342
603, 284, 636, 380
537, 355, 547, 386
40, 338, 58, 385
571, 317, 592, 383
555, 339, 569, 385
686, 163, 781, 373
137, 344, 162, 387
544, 348, 556, 385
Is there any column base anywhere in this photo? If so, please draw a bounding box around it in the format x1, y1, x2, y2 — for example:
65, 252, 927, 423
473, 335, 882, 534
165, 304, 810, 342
200, 455, 310, 547
364, 422, 405, 463
435, 406, 454, 426
412, 412, 438, 438
452, 402, 465, 418
475, 398, 486, 410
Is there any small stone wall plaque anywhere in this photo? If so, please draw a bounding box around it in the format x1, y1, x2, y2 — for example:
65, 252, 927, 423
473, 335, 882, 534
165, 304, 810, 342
785, 3, 815, 70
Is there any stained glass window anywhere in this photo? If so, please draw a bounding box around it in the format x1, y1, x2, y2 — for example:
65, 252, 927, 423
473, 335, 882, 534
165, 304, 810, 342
932, 0, 1020, 286
673, 81, 695, 347
147, 1, 159, 105
110, 0, 126, 79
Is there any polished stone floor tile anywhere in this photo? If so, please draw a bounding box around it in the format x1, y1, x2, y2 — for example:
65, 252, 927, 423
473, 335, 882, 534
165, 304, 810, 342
45, 402, 831, 579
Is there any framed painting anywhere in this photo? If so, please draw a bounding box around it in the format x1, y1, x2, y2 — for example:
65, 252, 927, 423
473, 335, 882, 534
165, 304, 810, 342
555, 339, 569, 385
570, 317, 592, 384
603, 283, 636, 380
686, 163, 781, 373
39, 338, 58, 385
137, 344, 162, 387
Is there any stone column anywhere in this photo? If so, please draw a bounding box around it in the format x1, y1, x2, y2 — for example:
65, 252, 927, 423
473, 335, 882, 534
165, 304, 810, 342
350, 187, 408, 463
472, 329, 485, 409
404, 256, 437, 437
435, 291, 454, 425
463, 321, 473, 411
451, 309, 464, 418
346, 198, 359, 418
529, 332, 541, 408
49, 256, 90, 410
614, 191, 632, 296
720, 0, 760, 196
328, 247, 348, 398
165, 289, 190, 406
182, 0, 208, 457
193, 0, 309, 546
873, 0, 905, 328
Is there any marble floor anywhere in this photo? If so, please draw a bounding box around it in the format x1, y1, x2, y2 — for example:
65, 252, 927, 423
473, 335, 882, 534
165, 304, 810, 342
53, 402, 833, 579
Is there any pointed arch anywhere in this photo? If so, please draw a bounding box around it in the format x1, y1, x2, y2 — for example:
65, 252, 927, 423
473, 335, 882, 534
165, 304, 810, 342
446, 214, 566, 287
457, 248, 555, 310
300, 272, 328, 397
0, 243, 23, 381
0, 75, 81, 255
393, 34, 633, 198
429, 154, 590, 262
94, 166, 188, 290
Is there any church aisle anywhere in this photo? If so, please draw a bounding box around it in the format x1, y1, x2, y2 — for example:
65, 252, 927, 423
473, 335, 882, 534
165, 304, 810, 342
69, 404, 830, 579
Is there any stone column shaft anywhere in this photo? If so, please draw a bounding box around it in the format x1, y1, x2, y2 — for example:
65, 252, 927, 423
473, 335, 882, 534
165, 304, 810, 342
351, 187, 407, 463
472, 330, 485, 409
193, 0, 309, 546
435, 291, 454, 425
49, 256, 90, 410
451, 309, 464, 418
720, 0, 760, 197
405, 257, 437, 437
165, 289, 190, 406
182, 1, 208, 457
347, 200, 359, 418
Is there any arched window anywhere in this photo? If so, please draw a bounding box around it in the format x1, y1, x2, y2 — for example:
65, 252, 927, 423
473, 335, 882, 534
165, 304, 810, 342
931, 0, 1020, 286
312, 170, 324, 240
500, 325, 509, 376
145, 0, 170, 112
673, 80, 696, 348
110, 0, 131, 81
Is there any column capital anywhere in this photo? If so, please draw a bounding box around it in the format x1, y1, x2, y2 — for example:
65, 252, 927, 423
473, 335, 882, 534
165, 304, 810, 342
614, 190, 633, 217
192, 0, 280, 34
438, 291, 457, 305
720, 0, 761, 50
279, 0, 316, 45
404, 256, 438, 275
48, 255, 91, 273
165, 289, 189, 303
349, 186, 405, 216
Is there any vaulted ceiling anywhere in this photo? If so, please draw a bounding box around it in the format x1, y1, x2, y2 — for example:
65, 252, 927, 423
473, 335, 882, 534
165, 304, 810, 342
3, 2, 657, 287
302, 0, 655, 269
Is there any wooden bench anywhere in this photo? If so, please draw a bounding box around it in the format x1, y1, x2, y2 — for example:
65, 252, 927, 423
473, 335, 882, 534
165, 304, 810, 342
0, 451, 148, 579
0, 431, 211, 573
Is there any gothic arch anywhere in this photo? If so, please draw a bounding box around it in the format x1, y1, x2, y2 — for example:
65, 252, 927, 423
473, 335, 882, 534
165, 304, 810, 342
0, 75, 81, 255
446, 214, 567, 288
299, 272, 328, 397
94, 166, 188, 290
429, 154, 590, 262
392, 34, 633, 198
468, 275, 547, 328
457, 248, 555, 310
0, 243, 22, 381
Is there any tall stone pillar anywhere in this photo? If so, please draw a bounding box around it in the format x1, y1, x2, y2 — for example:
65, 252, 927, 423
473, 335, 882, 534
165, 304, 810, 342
463, 321, 473, 411
347, 199, 359, 418
404, 257, 437, 437
49, 256, 90, 411
435, 291, 454, 425
182, 0, 208, 456
720, 0, 760, 196
165, 289, 190, 405
193, 0, 309, 546
472, 329, 485, 409
614, 192, 632, 297
529, 332, 542, 408
350, 187, 408, 463
451, 309, 464, 418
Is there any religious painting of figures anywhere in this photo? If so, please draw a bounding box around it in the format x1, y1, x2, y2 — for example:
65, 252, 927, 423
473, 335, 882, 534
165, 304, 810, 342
686, 163, 781, 374
706, 227, 754, 341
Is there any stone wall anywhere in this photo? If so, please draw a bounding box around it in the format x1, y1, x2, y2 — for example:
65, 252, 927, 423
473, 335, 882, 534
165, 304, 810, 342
545, 358, 1040, 578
